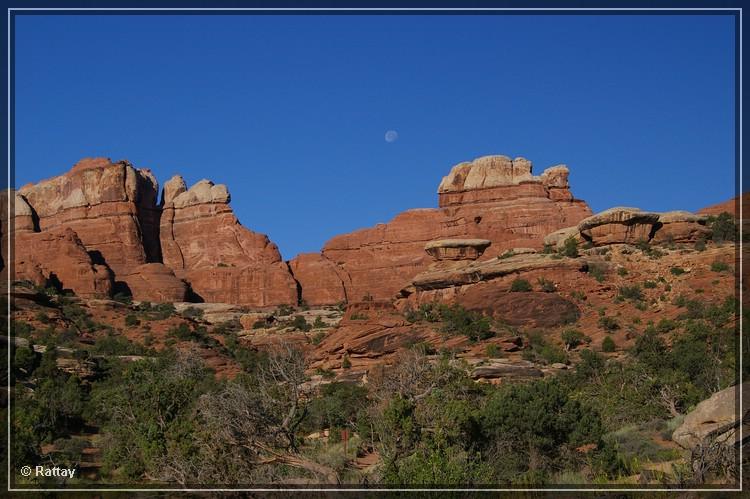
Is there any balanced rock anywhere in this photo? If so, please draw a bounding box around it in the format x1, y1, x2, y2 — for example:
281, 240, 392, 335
424, 239, 491, 261
577, 207, 661, 245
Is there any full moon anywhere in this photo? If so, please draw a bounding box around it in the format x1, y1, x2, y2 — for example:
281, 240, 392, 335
384, 130, 399, 143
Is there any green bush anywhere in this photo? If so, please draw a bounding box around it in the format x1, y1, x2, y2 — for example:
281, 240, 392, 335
708, 212, 736, 242
291, 315, 311, 331
617, 267, 628, 276
510, 278, 532, 292
439, 304, 493, 342
601, 336, 616, 352
341, 354, 352, 369
694, 238, 707, 251
313, 316, 326, 328
588, 263, 606, 282
485, 344, 502, 358
643, 280, 657, 289
560, 237, 580, 258
124, 314, 140, 327
710, 260, 730, 273
618, 285, 644, 303
182, 306, 204, 319
598, 316, 620, 332
670, 267, 686, 276
537, 277, 556, 293
276, 304, 294, 316
561, 329, 590, 350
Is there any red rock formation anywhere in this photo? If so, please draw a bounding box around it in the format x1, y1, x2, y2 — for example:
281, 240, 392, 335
118, 263, 188, 303
698, 193, 749, 216
288, 253, 348, 306
159, 176, 298, 306
318, 155, 592, 302
13, 227, 113, 298
17, 157, 161, 275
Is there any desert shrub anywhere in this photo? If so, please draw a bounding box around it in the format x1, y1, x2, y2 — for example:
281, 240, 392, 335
485, 344, 502, 358
341, 354, 351, 369
538, 343, 567, 364
499, 250, 516, 259
708, 212, 736, 242
570, 290, 586, 301
313, 316, 326, 328
311, 331, 326, 345
561, 329, 590, 350
598, 316, 620, 332
276, 304, 294, 316
618, 285, 644, 303
350, 312, 369, 321
252, 320, 267, 329
542, 244, 554, 254
537, 277, 556, 293
182, 306, 204, 319
710, 260, 730, 273
560, 237, 579, 258
124, 314, 140, 327
655, 318, 678, 334
617, 267, 628, 276
670, 266, 686, 276
439, 304, 493, 342
643, 280, 657, 289
34, 311, 50, 324
694, 238, 707, 251
13, 320, 33, 337
588, 263, 606, 282
291, 315, 311, 331
112, 291, 132, 304
510, 278, 532, 292
601, 336, 616, 352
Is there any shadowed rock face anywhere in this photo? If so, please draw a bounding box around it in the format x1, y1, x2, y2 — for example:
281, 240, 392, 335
424, 239, 492, 261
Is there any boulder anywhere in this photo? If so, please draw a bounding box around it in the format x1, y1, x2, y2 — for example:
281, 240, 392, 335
672, 383, 749, 450
470, 360, 544, 379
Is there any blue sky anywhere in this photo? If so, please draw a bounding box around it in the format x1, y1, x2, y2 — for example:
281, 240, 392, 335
14, 14, 736, 259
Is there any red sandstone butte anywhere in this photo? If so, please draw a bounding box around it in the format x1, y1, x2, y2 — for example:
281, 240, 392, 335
159, 175, 298, 306
317, 155, 592, 302
17, 157, 162, 274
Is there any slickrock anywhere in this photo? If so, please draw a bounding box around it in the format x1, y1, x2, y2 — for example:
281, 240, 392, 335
159, 176, 298, 306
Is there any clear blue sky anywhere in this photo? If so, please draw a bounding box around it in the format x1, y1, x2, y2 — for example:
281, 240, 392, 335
15, 14, 736, 259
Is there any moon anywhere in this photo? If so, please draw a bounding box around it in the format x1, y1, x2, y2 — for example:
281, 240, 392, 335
384, 130, 399, 143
